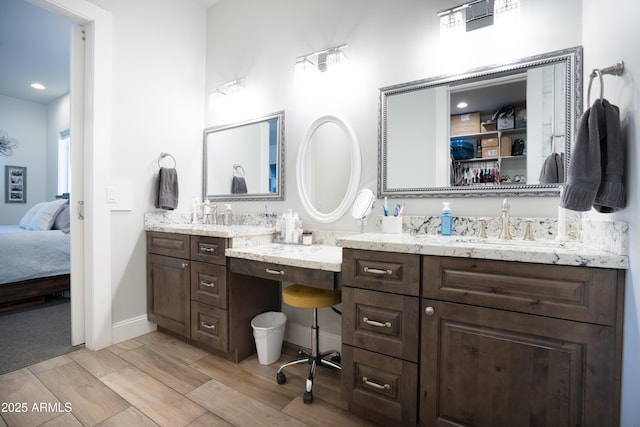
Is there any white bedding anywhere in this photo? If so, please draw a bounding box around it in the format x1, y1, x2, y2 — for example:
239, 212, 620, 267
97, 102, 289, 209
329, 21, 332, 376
0, 226, 70, 285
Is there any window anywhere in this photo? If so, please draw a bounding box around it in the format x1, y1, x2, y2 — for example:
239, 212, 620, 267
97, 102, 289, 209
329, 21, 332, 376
58, 129, 71, 195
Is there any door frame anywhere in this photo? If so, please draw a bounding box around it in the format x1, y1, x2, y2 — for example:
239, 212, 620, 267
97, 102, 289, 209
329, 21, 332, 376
29, 0, 113, 350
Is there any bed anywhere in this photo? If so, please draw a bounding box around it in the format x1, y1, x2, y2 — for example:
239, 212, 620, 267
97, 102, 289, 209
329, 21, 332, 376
0, 200, 71, 306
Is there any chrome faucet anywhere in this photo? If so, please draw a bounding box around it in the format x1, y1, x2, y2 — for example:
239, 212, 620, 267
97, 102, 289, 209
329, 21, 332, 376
498, 198, 512, 240
211, 204, 218, 225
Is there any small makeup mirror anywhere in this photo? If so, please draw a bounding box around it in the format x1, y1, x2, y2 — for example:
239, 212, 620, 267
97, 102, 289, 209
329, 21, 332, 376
351, 188, 375, 232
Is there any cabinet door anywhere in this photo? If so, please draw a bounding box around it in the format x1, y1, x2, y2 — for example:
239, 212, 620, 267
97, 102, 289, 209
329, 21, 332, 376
147, 254, 190, 337
420, 299, 616, 427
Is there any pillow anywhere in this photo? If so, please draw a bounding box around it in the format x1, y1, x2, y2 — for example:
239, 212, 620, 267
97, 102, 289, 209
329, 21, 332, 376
53, 204, 71, 234
28, 199, 68, 231
19, 202, 47, 229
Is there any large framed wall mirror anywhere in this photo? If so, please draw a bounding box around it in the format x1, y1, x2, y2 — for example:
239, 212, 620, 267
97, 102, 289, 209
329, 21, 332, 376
203, 111, 285, 201
379, 46, 582, 198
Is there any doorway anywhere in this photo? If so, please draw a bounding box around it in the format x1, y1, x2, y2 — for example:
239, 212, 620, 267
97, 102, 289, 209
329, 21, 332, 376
30, 0, 114, 350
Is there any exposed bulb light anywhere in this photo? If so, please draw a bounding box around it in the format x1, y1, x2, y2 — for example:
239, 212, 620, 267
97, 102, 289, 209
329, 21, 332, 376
295, 44, 348, 76
30, 83, 46, 90
457, 102, 469, 109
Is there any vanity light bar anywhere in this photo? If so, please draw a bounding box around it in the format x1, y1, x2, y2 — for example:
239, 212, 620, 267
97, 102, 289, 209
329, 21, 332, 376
295, 44, 348, 73
214, 78, 246, 96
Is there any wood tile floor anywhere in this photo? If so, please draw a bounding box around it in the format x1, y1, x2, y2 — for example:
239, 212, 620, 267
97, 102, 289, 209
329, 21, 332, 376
0, 331, 379, 427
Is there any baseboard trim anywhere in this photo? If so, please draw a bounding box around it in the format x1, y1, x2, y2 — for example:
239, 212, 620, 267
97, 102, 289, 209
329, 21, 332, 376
284, 322, 341, 352
112, 315, 157, 344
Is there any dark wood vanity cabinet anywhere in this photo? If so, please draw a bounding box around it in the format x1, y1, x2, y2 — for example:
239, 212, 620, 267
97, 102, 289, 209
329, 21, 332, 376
147, 233, 191, 337
420, 256, 624, 427
341, 248, 421, 427
147, 231, 280, 362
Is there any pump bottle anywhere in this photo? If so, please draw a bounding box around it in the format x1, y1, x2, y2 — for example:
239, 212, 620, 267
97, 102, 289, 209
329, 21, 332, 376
441, 202, 452, 236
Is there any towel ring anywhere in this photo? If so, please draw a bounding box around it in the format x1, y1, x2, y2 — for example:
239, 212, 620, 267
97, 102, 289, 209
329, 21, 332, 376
587, 69, 604, 105
158, 152, 176, 168
233, 164, 245, 177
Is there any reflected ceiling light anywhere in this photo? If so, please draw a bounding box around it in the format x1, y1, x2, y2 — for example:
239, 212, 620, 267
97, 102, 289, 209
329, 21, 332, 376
295, 44, 348, 75
30, 82, 46, 90
457, 102, 469, 109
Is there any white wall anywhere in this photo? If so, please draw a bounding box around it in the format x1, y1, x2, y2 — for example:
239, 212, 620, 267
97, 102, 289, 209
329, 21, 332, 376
87, 0, 207, 325
0, 94, 47, 224
582, 1, 640, 425
204, 0, 584, 352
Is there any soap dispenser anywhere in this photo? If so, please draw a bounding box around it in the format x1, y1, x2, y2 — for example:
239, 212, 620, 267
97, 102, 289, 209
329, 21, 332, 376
224, 204, 233, 226
441, 202, 452, 236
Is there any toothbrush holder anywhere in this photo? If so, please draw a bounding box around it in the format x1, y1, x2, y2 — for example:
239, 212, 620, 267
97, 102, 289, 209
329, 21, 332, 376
382, 216, 403, 234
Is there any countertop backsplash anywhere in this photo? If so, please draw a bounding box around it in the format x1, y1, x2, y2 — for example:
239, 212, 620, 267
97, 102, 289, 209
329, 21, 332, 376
145, 210, 628, 256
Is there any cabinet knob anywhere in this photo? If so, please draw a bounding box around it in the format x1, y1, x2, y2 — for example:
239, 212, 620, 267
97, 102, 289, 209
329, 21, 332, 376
181, 263, 189, 269
425, 306, 435, 316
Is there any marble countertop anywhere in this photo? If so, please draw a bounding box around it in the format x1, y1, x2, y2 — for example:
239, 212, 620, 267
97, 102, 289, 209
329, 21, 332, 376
225, 243, 343, 272
337, 233, 629, 270
144, 223, 274, 238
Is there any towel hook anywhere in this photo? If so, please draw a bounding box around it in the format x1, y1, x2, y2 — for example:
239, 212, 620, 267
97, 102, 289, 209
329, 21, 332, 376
233, 164, 245, 177
587, 60, 625, 105
587, 69, 604, 105
158, 152, 176, 168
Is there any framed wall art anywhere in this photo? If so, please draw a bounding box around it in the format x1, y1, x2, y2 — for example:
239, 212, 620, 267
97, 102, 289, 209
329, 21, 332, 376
5, 165, 26, 203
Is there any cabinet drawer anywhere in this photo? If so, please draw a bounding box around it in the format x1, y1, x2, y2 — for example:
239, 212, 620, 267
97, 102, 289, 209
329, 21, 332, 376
229, 257, 336, 290
342, 249, 420, 296
191, 261, 227, 308
342, 345, 417, 426
191, 301, 228, 352
342, 287, 419, 362
191, 235, 227, 265
423, 256, 620, 325
147, 232, 190, 258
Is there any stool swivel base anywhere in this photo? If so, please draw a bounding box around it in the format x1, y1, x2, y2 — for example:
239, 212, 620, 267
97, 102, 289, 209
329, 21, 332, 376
276, 285, 341, 404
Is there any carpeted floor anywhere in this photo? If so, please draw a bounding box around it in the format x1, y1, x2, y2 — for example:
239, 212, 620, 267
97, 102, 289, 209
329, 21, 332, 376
0, 296, 79, 375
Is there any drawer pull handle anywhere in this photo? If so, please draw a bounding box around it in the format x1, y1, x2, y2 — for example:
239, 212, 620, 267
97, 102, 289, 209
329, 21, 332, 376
181, 263, 189, 269
363, 317, 392, 328
200, 246, 216, 253
362, 377, 390, 390
265, 268, 285, 275
201, 322, 216, 330
201, 281, 215, 288
363, 267, 392, 276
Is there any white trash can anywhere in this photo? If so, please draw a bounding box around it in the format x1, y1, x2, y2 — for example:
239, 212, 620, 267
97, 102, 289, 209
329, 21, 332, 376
251, 311, 287, 365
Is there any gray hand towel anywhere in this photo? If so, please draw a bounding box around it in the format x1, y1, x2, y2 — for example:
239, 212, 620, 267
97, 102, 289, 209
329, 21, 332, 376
156, 167, 179, 210
593, 99, 625, 213
539, 153, 564, 184
231, 176, 247, 194
560, 100, 605, 211
560, 99, 625, 212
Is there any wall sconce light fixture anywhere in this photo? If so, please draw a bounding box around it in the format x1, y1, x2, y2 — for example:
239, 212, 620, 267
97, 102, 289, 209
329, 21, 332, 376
295, 44, 348, 75
213, 78, 246, 97
438, 0, 520, 33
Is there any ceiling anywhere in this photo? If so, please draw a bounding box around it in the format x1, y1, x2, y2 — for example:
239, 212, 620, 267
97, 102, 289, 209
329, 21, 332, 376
0, 0, 225, 106
0, 0, 72, 105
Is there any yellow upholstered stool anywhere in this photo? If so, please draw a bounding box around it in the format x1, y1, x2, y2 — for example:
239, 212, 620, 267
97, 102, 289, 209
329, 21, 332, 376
276, 284, 342, 404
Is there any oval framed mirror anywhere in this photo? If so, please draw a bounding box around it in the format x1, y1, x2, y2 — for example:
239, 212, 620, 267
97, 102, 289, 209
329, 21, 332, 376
297, 115, 361, 223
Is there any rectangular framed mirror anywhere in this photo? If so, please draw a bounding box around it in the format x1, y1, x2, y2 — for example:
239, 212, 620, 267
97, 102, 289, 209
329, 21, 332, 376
378, 46, 582, 198
203, 111, 285, 201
